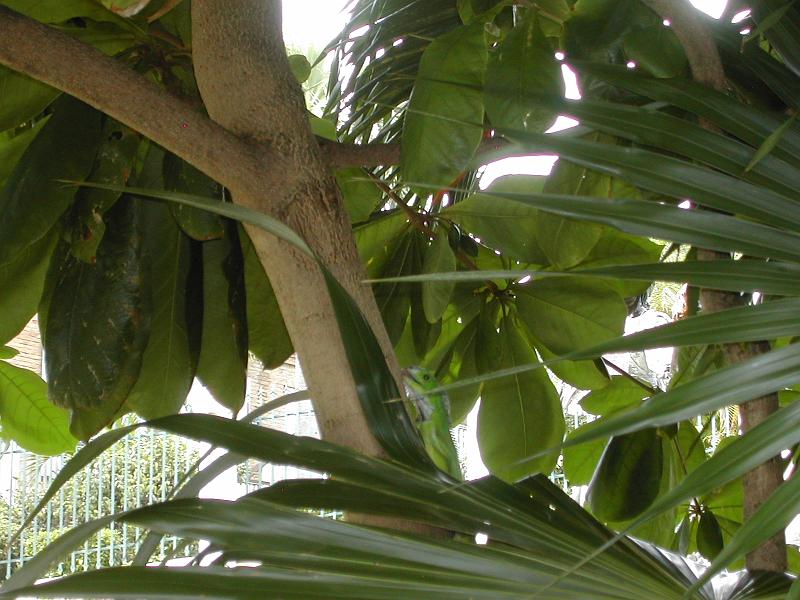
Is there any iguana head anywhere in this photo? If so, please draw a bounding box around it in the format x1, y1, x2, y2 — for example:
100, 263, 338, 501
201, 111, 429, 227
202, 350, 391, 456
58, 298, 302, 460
402, 366, 450, 422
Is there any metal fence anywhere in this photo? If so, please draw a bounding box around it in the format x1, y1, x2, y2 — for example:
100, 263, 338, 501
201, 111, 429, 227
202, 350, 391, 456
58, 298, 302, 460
0, 420, 202, 581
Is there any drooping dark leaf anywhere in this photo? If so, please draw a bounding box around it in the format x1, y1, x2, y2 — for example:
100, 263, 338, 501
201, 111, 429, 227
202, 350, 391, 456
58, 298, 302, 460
697, 509, 725, 561
587, 427, 664, 522
44, 198, 150, 439
196, 221, 249, 414
124, 200, 195, 420
70, 124, 140, 263
239, 227, 293, 369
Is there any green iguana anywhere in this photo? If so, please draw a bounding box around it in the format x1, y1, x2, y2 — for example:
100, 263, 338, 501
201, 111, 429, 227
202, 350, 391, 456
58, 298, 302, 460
403, 366, 462, 480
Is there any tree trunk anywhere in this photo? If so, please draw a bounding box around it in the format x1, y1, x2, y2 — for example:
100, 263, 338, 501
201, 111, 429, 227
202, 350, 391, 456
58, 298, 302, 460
191, 0, 401, 458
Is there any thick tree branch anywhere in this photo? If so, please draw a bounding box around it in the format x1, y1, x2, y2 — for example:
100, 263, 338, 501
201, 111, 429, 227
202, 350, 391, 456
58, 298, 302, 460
321, 141, 401, 169
641, 0, 786, 574
0, 6, 283, 203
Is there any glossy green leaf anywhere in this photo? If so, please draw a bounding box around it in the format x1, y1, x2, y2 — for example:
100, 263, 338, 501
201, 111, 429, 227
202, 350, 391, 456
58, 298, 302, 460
374, 232, 416, 345
478, 320, 564, 480
125, 201, 194, 420
516, 277, 627, 357
0, 66, 59, 132
355, 213, 410, 278
537, 154, 613, 269
696, 510, 724, 562
239, 228, 292, 369
422, 230, 456, 323
196, 222, 248, 414
484, 13, 562, 133
0, 97, 102, 266
443, 175, 549, 264
44, 199, 149, 437
0, 361, 76, 455
401, 22, 488, 191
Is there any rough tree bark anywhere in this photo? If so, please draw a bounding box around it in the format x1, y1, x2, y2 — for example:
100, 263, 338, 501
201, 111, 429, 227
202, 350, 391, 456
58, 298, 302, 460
0, 2, 400, 460
642, 0, 787, 574
190, 0, 402, 458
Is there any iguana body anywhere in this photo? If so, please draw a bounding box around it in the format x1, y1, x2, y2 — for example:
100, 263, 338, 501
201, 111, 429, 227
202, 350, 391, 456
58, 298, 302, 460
403, 366, 462, 480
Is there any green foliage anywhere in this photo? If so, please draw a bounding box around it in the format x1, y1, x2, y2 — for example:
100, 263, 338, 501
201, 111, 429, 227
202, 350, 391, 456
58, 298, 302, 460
2, 0, 800, 595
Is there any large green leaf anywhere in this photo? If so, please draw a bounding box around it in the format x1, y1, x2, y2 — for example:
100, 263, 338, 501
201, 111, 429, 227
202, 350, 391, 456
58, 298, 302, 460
0, 360, 76, 455
125, 201, 195, 420
484, 12, 562, 133
478, 319, 564, 480
443, 175, 549, 264
421, 229, 456, 323
587, 428, 664, 522
196, 222, 248, 414
239, 228, 292, 369
536, 153, 619, 269
516, 277, 627, 356
401, 22, 488, 191
44, 199, 149, 439
0, 97, 102, 266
